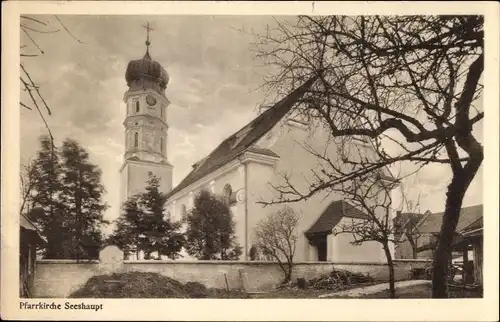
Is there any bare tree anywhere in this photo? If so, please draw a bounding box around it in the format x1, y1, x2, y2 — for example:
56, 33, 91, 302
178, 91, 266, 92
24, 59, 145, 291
252, 15, 483, 298
254, 206, 300, 284
328, 174, 399, 297
20, 15, 83, 146
394, 191, 425, 259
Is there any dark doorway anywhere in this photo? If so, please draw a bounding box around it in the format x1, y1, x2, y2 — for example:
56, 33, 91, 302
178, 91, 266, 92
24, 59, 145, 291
307, 233, 328, 262
316, 235, 327, 261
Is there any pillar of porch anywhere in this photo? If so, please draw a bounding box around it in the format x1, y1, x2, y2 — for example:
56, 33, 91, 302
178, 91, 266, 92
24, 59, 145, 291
327, 234, 334, 261
473, 239, 483, 285
462, 244, 469, 283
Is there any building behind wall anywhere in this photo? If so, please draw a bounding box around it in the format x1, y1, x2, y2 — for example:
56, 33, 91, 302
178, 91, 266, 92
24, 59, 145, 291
19, 214, 46, 298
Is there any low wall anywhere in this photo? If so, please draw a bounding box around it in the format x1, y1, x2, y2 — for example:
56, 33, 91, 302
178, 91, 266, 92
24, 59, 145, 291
33, 246, 430, 298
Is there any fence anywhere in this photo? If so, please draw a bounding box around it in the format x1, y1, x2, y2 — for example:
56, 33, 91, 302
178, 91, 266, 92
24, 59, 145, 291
33, 245, 431, 298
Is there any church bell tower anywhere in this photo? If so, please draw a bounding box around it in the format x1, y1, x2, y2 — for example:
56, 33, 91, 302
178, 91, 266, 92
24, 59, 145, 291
119, 23, 173, 203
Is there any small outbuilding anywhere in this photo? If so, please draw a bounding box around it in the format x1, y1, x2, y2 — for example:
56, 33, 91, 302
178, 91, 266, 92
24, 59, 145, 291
20, 213, 46, 298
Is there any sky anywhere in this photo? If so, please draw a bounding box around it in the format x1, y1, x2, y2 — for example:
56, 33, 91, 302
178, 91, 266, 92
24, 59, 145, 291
20, 15, 483, 229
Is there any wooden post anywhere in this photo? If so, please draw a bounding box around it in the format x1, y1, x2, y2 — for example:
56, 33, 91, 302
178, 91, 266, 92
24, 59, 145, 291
462, 244, 468, 284
224, 273, 230, 291
473, 239, 482, 285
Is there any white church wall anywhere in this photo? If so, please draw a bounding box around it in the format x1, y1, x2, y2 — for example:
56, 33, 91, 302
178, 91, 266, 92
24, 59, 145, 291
247, 118, 392, 262
165, 161, 247, 260
330, 217, 386, 262
121, 160, 173, 201
247, 121, 338, 262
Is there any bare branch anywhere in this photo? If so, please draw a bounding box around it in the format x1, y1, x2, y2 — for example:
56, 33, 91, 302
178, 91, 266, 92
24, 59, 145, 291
55, 15, 84, 44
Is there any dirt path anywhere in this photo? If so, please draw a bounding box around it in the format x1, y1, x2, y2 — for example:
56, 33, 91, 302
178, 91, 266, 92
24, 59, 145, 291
318, 280, 431, 298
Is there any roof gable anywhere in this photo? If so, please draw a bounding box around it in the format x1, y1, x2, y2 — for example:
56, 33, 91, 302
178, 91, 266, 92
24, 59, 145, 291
416, 204, 483, 234
166, 77, 318, 198
306, 200, 369, 236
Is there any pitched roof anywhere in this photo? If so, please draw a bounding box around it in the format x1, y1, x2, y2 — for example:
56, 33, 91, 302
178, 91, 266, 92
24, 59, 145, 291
394, 212, 425, 231
20, 213, 39, 232
393, 212, 425, 241
462, 217, 483, 233
306, 200, 370, 235
20, 213, 47, 244
416, 204, 483, 234
166, 76, 318, 198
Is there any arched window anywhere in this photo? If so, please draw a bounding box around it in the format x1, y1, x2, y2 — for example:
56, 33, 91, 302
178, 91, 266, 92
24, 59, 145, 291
222, 184, 232, 205
181, 204, 187, 219
160, 107, 164, 119
160, 136, 164, 153
135, 101, 140, 113
134, 132, 139, 148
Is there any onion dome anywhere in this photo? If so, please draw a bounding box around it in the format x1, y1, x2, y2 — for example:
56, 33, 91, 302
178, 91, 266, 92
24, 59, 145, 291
125, 50, 169, 90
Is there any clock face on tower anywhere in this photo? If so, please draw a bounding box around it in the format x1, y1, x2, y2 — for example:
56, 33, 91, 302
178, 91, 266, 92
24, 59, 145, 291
146, 94, 157, 106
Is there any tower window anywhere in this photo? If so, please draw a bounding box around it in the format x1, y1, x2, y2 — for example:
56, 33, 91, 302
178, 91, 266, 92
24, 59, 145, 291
135, 101, 140, 113
160, 107, 163, 119
161, 136, 164, 153
134, 132, 139, 148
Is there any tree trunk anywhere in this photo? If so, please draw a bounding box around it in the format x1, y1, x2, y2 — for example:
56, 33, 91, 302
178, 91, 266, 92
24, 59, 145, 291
276, 260, 290, 284
431, 175, 469, 298
407, 237, 418, 259
383, 243, 396, 298
283, 270, 291, 284
285, 262, 293, 284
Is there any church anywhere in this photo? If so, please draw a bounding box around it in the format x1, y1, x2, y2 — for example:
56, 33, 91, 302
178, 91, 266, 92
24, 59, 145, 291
119, 30, 395, 263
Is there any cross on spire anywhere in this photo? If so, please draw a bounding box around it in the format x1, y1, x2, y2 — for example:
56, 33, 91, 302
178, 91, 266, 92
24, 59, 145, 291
143, 22, 155, 52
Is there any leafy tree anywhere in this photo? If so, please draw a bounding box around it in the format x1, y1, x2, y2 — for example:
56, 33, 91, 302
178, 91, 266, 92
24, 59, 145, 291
27, 135, 64, 258
58, 139, 109, 259
253, 15, 483, 298
254, 206, 300, 284
20, 158, 38, 217
184, 190, 242, 260
110, 174, 184, 260
108, 195, 143, 259
27, 136, 108, 259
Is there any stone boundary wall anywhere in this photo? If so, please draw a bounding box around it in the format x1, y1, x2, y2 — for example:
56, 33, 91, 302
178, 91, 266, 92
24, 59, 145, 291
33, 246, 431, 298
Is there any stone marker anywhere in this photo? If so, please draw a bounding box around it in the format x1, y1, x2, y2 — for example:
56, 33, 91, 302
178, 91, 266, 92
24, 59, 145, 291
99, 245, 124, 273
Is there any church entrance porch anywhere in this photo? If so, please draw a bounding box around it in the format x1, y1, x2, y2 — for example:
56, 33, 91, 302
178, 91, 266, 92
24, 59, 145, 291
306, 233, 329, 262
304, 200, 370, 262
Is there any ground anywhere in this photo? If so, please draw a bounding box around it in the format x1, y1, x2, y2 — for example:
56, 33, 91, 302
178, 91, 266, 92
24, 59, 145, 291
69, 271, 482, 299
250, 282, 482, 299
361, 283, 483, 299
